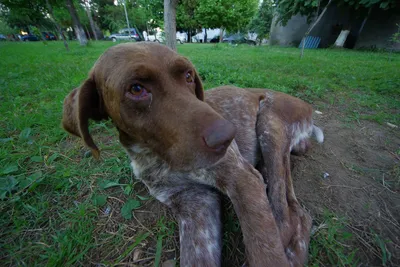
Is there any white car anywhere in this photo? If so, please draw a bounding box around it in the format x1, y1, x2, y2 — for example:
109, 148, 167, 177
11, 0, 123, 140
146, 31, 186, 44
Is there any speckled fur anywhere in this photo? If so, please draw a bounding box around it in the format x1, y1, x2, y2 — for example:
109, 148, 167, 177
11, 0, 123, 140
62, 42, 323, 267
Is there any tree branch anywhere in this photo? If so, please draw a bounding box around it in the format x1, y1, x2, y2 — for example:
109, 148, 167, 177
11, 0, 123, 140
300, 0, 333, 58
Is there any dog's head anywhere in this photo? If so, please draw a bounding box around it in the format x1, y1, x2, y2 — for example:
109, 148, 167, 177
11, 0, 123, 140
62, 42, 236, 171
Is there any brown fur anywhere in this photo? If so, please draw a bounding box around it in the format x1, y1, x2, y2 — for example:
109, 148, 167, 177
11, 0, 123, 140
62, 42, 323, 266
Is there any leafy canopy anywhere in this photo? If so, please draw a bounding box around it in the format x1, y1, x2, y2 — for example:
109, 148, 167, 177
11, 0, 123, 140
275, 0, 399, 25
195, 0, 258, 32
248, 0, 273, 40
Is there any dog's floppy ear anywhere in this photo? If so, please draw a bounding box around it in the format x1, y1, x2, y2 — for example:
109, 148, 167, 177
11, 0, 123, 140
62, 76, 108, 159
194, 69, 204, 101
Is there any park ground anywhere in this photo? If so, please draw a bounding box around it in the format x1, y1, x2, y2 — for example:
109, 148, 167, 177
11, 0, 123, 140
0, 41, 399, 266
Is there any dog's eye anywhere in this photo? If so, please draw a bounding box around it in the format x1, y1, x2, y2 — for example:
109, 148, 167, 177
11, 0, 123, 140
185, 71, 194, 83
126, 83, 151, 103
131, 84, 145, 95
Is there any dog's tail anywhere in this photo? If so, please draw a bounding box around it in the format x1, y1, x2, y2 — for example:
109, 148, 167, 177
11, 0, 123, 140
312, 125, 324, 143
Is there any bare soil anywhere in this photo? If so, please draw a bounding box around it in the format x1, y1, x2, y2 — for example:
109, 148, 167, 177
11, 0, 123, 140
89, 109, 399, 266
293, 108, 400, 266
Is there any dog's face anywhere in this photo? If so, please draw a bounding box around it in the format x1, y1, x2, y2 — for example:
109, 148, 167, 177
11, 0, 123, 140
63, 42, 236, 171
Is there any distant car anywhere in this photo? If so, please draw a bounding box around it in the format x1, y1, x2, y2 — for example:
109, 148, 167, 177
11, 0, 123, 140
176, 32, 186, 44
0, 34, 6, 41
21, 34, 40, 41
147, 31, 185, 44
42, 32, 57, 40
222, 34, 256, 45
210, 36, 220, 43
109, 28, 141, 42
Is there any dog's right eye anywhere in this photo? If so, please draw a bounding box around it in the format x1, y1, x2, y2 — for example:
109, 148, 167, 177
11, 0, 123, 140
126, 84, 150, 102
131, 84, 145, 95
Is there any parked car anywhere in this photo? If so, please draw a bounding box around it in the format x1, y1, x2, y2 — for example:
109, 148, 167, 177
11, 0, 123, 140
210, 36, 220, 43
176, 32, 186, 44
222, 34, 256, 45
21, 34, 40, 41
109, 28, 141, 42
42, 32, 57, 40
147, 31, 185, 44
0, 34, 6, 41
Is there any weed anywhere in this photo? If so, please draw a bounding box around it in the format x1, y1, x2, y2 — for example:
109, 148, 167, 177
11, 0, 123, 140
308, 211, 358, 266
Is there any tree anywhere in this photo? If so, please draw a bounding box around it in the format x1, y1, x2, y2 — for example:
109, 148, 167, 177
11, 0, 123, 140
0, 0, 71, 50
176, 0, 201, 42
46, 0, 70, 51
196, 0, 258, 41
274, 0, 398, 26
0, 19, 15, 35
93, 0, 162, 35
65, 0, 88, 45
299, 0, 332, 58
248, 0, 273, 44
83, 0, 98, 40
0, 0, 53, 32
164, 0, 178, 50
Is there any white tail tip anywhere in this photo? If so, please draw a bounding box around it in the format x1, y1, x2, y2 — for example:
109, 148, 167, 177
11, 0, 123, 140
312, 126, 324, 143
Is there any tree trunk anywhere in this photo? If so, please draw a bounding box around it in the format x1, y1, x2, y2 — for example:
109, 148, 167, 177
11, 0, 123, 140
300, 0, 332, 58
357, 7, 372, 38
123, 0, 132, 38
94, 23, 104, 40
84, 1, 98, 41
204, 28, 207, 43
84, 24, 92, 40
164, 0, 178, 51
219, 27, 224, 42
65, 0, 88, 46
46, 0, 69, 51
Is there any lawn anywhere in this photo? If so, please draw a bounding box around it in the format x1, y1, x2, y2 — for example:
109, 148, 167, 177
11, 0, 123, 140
0, 41, 399, 266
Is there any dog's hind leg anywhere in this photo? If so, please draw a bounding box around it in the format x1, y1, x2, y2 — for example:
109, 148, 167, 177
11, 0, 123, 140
255, 110, 312, 267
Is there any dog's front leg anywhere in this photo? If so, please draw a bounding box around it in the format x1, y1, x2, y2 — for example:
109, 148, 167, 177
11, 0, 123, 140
210, 144, 290, 267
146, 182, 223, 267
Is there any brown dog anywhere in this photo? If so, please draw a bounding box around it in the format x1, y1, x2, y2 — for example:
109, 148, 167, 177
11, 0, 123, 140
62, 42, 323, 266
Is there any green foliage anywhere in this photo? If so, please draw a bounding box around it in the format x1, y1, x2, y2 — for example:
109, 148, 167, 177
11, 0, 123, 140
247, 0, 273, 42
195, 0, 258, 32
0, 0, 53, 30
177, 0, 201, 33
308, 211, 358, 266
92, 194, 107, 206
0, 19, 16, 34
390, 23, 400, 44
121, 198, 141, 219
94, 0, 163, 34
275, 0, 399, 25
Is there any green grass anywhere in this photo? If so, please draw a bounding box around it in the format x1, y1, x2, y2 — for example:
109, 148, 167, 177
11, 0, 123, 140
308, 211, 358, 267
0, 41, 399, 266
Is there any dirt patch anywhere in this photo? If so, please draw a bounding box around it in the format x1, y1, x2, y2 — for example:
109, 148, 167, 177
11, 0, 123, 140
293, 109, 400, 265
89, 110, 399, 266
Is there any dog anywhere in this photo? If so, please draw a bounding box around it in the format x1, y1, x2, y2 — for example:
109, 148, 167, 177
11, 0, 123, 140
62, 42, 323, 266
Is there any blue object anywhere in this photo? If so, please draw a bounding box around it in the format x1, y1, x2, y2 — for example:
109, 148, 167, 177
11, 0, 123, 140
299, 36, 321, 49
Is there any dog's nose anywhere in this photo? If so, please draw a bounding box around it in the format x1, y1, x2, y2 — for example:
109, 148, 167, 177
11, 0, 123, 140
202, 119, 236, 152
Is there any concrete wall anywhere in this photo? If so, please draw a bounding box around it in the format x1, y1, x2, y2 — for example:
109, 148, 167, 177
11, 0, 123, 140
269, 14, 309, 46
269, 5, 400, 50
355, 8, 400, 51
269, 5, 355, 48
310, 5, 355, 48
